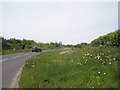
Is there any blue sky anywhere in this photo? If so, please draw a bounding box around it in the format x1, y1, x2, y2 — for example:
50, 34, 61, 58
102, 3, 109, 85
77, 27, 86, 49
1, 2, 118, 45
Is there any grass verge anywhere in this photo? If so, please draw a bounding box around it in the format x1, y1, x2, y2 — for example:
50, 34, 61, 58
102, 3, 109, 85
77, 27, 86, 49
19, 47, 119, 88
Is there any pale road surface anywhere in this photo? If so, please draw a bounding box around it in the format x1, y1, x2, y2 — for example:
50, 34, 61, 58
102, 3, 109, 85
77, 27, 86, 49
2, 49, 57, 88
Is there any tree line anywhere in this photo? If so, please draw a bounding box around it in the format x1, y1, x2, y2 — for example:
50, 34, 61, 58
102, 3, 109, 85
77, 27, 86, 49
0, 29, 119, 50
0, 37, 62, 50
65, 29, 120, 48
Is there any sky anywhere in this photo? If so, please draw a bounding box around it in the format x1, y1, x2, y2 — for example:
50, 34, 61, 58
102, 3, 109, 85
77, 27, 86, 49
0, 2, 118, 45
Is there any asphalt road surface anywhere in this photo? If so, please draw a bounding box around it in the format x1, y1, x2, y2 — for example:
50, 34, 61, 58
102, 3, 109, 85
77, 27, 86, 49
2, 49, 57, 88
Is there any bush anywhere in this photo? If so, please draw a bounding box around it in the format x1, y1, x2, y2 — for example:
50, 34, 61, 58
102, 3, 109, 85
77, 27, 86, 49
90, 30, 120, 47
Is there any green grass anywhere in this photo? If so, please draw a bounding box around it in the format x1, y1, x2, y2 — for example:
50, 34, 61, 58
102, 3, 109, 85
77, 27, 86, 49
19, 47, 119, 88
41, 46, 62, 50
2, 49, 31, 55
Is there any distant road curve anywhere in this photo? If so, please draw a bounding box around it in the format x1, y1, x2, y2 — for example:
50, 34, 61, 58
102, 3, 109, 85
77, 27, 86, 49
2, 49, 58, 88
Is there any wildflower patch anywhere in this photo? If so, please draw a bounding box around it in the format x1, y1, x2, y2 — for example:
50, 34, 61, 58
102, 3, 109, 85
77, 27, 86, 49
19, 47, 119, 88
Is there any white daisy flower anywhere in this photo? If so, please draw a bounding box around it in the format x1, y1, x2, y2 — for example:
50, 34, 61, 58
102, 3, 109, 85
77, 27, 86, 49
98, 56, 100, 59
98, 72, 100, 74
109, 62, 112, 64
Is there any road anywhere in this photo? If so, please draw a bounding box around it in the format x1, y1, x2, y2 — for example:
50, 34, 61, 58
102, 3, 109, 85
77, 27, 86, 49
2, 49, 56, 88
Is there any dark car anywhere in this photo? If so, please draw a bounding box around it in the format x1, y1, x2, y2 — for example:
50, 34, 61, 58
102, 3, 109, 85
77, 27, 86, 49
32, 46, 42, 52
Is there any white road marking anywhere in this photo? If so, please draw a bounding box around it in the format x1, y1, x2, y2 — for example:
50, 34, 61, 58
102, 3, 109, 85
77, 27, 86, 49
1, 58, 9, 62
1, 55, 22, 62
12, 56, 20, 59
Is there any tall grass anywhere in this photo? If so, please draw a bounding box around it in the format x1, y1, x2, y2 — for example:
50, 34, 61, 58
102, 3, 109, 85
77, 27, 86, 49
19, 47, 119, 88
